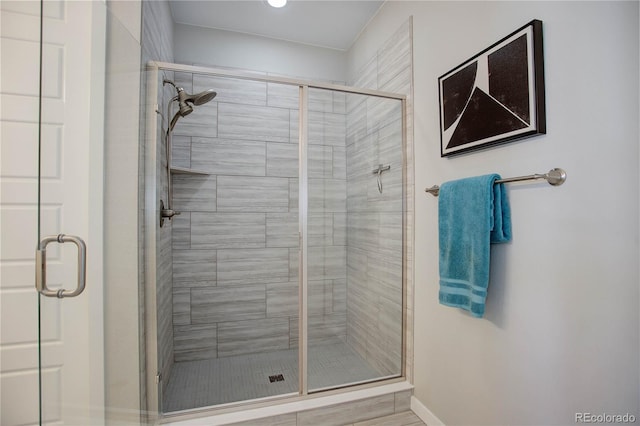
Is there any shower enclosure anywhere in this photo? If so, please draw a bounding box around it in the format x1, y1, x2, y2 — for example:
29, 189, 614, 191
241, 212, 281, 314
145, 62, 406, 416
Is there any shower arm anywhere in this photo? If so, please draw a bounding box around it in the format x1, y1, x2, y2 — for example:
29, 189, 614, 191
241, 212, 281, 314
163, 78, 178, 92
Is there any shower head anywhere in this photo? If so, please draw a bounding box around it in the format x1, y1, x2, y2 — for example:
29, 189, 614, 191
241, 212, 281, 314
164, 79, 217, 107
185, 89, 217, 106
164, 79, 217, 132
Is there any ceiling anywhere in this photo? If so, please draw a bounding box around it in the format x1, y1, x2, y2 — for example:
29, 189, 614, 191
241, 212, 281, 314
168, 0, 385, 51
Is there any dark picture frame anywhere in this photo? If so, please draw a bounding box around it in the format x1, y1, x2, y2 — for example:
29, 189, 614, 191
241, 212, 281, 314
438, 19, 545, 157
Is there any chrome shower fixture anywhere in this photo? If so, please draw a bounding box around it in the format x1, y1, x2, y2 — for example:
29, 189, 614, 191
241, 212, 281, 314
176, 88, 194, 117
160, 79, 217, 227
372, 164, 391, 194
187, 88, 218, 106
163, 79, 217, 132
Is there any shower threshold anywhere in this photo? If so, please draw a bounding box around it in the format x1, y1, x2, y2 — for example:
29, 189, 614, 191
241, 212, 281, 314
162, 341, 383, 413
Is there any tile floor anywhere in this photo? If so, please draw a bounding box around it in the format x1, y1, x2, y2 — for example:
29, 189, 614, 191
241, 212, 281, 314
163, 342, 384, 412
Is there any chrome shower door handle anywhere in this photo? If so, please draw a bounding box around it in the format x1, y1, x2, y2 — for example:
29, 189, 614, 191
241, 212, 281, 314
36, 234, 87, 298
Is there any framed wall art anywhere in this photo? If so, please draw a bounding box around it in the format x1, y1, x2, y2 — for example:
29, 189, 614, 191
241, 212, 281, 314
438, 19, 546, 157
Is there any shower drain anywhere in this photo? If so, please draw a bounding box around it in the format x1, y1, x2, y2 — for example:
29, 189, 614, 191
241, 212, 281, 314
268, 374, 285, 383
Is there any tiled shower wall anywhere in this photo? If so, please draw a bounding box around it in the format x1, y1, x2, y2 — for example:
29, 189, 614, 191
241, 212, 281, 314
168, 75, 348, 361
345, 93, 403, 376
345, 19, 413, 376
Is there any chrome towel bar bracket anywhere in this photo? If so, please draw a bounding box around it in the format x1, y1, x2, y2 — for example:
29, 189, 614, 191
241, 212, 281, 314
425, 168, 567, 197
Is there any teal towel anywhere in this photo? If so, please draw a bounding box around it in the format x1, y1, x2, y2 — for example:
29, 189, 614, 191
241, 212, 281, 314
438, 174, 511, 318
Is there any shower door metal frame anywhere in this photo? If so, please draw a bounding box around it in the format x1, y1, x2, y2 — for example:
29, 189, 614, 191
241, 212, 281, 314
143, 63, 161, 422
298, 85, 310, 396
144, 61, 408, 421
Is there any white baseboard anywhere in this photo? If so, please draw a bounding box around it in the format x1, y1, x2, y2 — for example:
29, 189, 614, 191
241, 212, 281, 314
411, 395, 445, 426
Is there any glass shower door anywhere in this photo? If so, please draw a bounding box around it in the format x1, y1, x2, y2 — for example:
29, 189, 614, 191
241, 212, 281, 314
306, 88, 404, 392
39, 1, 107, 423
156, 70, 302, 411
145, 66, 406, 413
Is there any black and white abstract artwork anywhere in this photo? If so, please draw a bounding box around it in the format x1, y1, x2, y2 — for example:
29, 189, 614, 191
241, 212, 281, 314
438, 20, 546, 157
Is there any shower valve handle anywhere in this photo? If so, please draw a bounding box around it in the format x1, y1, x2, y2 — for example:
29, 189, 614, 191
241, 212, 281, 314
161, 208, 180, 219
159, 200, 180, 228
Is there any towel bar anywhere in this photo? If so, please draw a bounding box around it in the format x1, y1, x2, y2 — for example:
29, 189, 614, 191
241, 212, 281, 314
425, 168, 566, 197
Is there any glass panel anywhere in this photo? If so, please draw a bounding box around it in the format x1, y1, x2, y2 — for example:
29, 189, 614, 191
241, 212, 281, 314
33, 1, 106, 423
159, 74, 300, 412
307, 88, 404, 392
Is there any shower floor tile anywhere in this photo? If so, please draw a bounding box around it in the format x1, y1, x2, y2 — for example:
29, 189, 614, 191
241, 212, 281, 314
163, 341, 381, 413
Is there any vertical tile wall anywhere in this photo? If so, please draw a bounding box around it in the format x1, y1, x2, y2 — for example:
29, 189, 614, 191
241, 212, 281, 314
345, 96, 403, 376
169, 76, 348, 361
306, 90, 349, 350
345, 19, 413, 377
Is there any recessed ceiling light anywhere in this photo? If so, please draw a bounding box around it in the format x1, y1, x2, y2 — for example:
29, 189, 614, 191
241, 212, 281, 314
267, 0, 287, 8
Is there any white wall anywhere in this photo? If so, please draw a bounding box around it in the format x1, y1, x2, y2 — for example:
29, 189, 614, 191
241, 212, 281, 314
350, 2, 639, 424
173, 24, 347, 82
